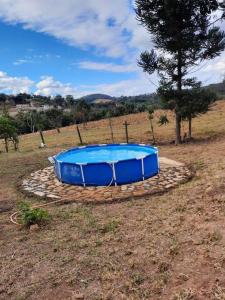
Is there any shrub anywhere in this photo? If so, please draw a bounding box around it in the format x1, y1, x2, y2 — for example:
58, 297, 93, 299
18, 201, 50, 227
100, 219, 120, 233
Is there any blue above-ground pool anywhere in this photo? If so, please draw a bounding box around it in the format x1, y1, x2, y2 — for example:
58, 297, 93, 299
50, 144, 159, 186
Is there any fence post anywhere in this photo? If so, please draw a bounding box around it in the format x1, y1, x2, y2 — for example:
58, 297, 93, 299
76, 125, 83, 145
108, 118, 114, 143
149, 118, 156, 144
123, 121, 130, 143
39, 130, 46, 147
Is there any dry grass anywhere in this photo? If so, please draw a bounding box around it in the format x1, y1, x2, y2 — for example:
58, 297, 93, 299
2, 100, 225, 153
1, 101, 225, 299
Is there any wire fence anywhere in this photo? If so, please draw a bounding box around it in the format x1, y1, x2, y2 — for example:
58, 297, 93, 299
0, 113, 176, 153
1, 102, 225, 153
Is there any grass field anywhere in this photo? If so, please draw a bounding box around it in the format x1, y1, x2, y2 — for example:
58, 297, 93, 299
1, 101, 225, 299
2, 100, 225, 153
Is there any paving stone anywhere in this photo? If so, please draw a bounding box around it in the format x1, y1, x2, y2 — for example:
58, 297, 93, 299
121, 186, 128, 191
33, 191, 46, 197
47, 194, 61, 199
20, 158, 192, 204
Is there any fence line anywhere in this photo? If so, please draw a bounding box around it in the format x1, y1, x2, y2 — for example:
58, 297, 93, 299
0, 117, 175, 153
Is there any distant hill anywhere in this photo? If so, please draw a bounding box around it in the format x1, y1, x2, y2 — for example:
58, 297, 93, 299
205, 80, 225, 98
81, 94, 113, 102
93, 99, 114, 104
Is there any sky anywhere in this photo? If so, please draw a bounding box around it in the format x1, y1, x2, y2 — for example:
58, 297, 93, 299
0, 0, 224, 97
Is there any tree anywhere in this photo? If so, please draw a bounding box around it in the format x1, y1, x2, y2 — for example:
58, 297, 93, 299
13, 93, 31, 104
0, 116, 19, 152
53, 95, 65, 107
26, 110, 39, 133
45, 109, 63, 133
74, 100, 90, 126
179, 87, 217, 139
65, 95, 75, 107
136, 0, 225, 144
35, 112, 47, 146
148, 106, 156, 144
0, 93, 7, 103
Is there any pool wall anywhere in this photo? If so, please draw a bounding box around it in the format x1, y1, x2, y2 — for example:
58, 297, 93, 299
53, 144, 159, 186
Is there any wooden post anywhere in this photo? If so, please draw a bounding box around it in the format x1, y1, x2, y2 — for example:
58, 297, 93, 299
76, 125, 83, 145
39, 130, 46, 146
108, 118, 114, 143
149, 118, 156, 144
123, 121, 130, 143
4, 138, 8, 153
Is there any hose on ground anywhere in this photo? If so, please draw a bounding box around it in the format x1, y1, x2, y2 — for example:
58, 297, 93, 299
10, 163, 116, 226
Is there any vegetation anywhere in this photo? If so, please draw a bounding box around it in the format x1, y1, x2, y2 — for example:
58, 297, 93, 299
158, 114, 169, 127
136, 0, 225, 144
179, 86, 217, 139
0, 84, 223, 142
18, 201, 50, 227
0, 116, 18, 152
1, 101, 225, 298
1, 96, 156, 135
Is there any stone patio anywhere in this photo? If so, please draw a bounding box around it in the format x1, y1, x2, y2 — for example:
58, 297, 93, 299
20, 157, 192, 204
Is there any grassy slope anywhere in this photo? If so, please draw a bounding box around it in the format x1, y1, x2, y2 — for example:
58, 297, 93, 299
1, 100, 225, 153
1, 101, 225, 299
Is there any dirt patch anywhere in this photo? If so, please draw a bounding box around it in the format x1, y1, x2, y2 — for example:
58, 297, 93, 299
1, 104, 225, 299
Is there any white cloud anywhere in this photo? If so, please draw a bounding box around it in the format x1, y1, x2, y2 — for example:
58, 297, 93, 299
35, 76, 79, 96
190, 52, 225, 84
13, 59, 32, 65
78, 61, 138, 73
0, 0, 224, 94
0, 67, 156, 97
13, 53, 62, 66
203, 57, 225, 73
34, 73, 157, 97
0, 0, 148, 59
80, 74, 157, 96
0, 71, 33, 93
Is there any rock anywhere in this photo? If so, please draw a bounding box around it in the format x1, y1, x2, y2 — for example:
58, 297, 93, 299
73, 293, 84, 299
125, 250, 133, 256
23, 186, 34, 192
0, 287, 6, 294
47, 194, 60, 199
29, 224, 40, 232
34, 191, 45, 197
205, 186, 213, 195
121, 186, 127, 191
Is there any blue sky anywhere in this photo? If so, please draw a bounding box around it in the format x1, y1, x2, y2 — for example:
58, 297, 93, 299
0, 0, 224, 97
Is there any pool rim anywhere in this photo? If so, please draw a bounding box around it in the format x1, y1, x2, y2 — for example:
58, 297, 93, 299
53, 143, 158, 165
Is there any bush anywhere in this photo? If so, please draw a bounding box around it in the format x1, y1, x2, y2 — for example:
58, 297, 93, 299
18, 201, 50, 227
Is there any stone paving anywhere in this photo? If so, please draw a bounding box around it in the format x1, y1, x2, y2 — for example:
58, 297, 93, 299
20, 157, 193, 204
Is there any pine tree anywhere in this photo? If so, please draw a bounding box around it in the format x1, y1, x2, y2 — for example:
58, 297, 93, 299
136, 0, 225, 144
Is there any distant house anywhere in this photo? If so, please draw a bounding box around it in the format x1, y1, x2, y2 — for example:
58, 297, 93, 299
42, 104, 54, 111
16, 104, 31, 111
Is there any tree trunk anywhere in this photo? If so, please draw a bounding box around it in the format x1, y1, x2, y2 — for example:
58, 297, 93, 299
149, 118, 156, 144
188, 116, 192, 139
175, 113, 182, 145
175, 50, 182, 145
4, 138, 8, 152
13, 140, 18, 151
109, 118, 114, 143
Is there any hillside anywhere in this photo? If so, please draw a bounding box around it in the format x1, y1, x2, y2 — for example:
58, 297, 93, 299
1, 101, 225, 299
81, 93, 113, 102
206, 80, 225, 98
